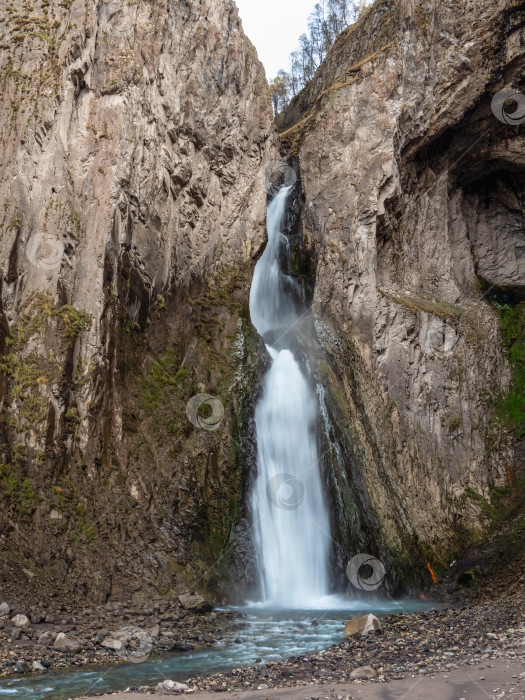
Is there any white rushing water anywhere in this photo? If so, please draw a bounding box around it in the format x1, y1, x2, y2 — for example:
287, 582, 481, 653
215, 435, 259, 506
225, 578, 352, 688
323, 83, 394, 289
249, 186, 331, 608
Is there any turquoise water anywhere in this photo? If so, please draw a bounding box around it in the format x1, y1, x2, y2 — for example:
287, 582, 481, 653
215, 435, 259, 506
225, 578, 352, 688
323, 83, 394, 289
0, 599, 440, 700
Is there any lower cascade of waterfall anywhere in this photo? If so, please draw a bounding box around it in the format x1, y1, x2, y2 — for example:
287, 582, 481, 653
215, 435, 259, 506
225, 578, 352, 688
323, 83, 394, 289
249, 186, 331, 608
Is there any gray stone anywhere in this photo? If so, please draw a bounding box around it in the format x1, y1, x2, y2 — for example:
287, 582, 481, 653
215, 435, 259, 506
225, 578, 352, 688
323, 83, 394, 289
0, 602, 10, 616
53, 632, 82, 653
11, 614, 30, 629
156, 680, 189, 694
177, 594, 212, 613
101, 638, 123, 651
37, 631, 57, 646
350, 666, 378, 680
344, 614, 381, 639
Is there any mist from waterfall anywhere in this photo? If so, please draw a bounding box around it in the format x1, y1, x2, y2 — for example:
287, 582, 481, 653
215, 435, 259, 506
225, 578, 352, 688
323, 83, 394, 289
249, 186, 331, 608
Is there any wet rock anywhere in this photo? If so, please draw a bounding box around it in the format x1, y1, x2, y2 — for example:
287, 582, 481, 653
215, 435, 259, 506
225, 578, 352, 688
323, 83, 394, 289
350, 666, 377, 680
53, 632, 82, 653
171, 642, 195, 652
11, 614, 30, 629
344, 614, 381, 639
156, 679, 189, 693
14, 661, 29, 673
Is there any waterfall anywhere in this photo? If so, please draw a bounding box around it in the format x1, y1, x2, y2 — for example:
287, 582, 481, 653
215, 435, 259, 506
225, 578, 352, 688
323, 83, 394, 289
249, 186, 331, 608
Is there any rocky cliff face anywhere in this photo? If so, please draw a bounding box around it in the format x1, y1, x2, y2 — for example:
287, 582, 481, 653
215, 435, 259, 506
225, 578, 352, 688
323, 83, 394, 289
0, 0, 523, 606
278, 0, 525, 591
0, 0, 275, 603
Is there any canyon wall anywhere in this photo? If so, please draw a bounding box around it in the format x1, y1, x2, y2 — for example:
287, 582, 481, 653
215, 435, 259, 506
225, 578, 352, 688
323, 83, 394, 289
0, 0, 275, 603
0, 0, 523, 605
278, 0, 524, 591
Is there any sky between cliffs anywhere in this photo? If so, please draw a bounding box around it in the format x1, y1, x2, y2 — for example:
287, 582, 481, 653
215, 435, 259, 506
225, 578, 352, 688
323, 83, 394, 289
235, 0, 319, 80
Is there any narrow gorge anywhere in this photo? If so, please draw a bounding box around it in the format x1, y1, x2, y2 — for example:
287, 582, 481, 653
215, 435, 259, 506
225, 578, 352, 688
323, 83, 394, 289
0, 0, 523, 696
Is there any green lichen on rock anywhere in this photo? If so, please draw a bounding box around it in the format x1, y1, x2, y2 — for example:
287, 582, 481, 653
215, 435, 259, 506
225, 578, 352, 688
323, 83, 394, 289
0, 293, 91, 434
109, 262, 262, 598
493, 302, 525, 439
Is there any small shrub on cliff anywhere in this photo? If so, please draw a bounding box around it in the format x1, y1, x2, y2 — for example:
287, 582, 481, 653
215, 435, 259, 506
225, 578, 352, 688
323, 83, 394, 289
54, 303, 92, 342
0, 463, 38, 514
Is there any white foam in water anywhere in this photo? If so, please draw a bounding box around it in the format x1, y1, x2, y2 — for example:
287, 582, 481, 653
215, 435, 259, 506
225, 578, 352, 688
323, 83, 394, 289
249, 186, 332, 609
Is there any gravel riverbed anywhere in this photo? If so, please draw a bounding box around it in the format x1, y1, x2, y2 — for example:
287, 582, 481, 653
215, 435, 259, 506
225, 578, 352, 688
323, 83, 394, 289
77, 558, 524, 697
0, 594, 236, 678
0, 557, 523, 696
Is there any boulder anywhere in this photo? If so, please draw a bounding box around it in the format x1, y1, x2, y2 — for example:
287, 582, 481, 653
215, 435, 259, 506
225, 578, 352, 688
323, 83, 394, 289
11, 628, 22, 640
11, 614, 31, 629
0, 602, 10, 616
31, 660, 46, 672
156, 680, 189, 694
113, 626, 136, 642
177, 594, 212, 613
37, 631, 57, 646
350, 666, 377, 680
101, 638, 124, 651
344, 613, 381, 639
53, 632, 82, 653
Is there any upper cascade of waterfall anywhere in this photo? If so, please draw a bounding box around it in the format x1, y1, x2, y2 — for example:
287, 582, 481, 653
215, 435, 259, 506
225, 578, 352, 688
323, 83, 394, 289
249, 186, 331, 608
249, 186, 301, 339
